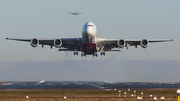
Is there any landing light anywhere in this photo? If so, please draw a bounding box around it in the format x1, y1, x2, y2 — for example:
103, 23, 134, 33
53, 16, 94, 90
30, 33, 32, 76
160, 96, 165, 100
177, 89, 180, 94
153, 97, 157, 100
64, 96, 66, 100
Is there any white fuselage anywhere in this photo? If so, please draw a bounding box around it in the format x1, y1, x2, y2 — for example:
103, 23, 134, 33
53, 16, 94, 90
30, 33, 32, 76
81, 21, 98, 54
82, 21, 97, 43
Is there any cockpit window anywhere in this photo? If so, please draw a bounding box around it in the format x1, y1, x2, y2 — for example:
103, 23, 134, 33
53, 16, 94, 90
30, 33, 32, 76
87, 25, 94, 27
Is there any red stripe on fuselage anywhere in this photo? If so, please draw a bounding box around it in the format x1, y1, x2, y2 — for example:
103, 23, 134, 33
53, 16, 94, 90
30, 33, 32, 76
82, 43, 97, 55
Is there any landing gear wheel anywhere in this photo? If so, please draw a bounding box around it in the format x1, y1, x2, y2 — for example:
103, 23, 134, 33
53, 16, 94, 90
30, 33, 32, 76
101, 52, 105, 56
81, 53, 86, 57
74, 52, 78, 55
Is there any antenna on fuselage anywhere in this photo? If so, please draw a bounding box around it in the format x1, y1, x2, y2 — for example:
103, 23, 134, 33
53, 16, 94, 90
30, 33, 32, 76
89, 19, 91, 22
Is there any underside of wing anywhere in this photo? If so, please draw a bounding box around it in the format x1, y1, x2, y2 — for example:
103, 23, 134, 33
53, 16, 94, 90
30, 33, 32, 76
97, 38, 173, 51
60, 38, 82, 51
6, 37, 82, 51
6, 38, 31, 42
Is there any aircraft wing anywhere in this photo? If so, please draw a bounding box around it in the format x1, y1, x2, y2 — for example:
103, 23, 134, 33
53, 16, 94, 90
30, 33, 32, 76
120, 39, 173, 46
97, 38, 173, 51
77, 12, 82, 14
6, 38, 82, 51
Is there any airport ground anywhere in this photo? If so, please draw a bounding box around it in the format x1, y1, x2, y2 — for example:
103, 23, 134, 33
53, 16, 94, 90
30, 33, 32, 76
0, 89, 178, 101
0, 81, 180, 100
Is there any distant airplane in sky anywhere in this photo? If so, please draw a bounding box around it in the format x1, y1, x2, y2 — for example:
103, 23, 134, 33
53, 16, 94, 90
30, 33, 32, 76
69, 11, 82, 16
6, 21, 173, 57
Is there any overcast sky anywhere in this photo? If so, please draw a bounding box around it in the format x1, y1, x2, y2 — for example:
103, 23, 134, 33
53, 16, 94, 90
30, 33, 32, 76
0, 0, 179, 81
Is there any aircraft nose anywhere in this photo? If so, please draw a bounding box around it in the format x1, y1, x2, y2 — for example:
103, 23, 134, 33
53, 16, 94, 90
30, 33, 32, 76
87, 27, 94, 36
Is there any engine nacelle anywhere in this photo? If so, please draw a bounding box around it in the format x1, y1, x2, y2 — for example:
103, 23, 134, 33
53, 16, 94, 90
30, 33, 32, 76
53, 39, 62, 48
30, 38, 39, 47
140, 39, 149, 48
117, 39, 126, 48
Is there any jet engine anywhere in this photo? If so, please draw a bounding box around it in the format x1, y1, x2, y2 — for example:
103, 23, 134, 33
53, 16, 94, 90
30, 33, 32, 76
30, 38, 39, 47
140, 39, 149, 48
117, 39, 126, 48
53, 39, 62, 48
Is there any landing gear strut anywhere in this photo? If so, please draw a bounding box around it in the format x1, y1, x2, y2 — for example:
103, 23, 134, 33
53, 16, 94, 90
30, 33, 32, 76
93, 53, 98, 57
81, 53, 86, 57
74, 52, 78, 55
101, 52, 105, 56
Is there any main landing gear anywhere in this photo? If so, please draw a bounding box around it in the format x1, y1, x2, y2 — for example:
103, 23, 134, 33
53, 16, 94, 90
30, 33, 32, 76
100, 52, 105, 56
79, 52, 105, 57
74, 52, 78, 55
93, 53, 97, 57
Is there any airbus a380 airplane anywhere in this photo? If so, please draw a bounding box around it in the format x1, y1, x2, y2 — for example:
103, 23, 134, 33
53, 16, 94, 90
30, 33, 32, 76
6, 21, 173, 57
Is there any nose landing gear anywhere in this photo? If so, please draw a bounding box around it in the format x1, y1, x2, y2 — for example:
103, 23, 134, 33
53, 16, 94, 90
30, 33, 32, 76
81, 53, 86, 57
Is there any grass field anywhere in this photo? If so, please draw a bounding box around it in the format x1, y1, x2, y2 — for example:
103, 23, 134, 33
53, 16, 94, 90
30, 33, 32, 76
0, 90, 178, 101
